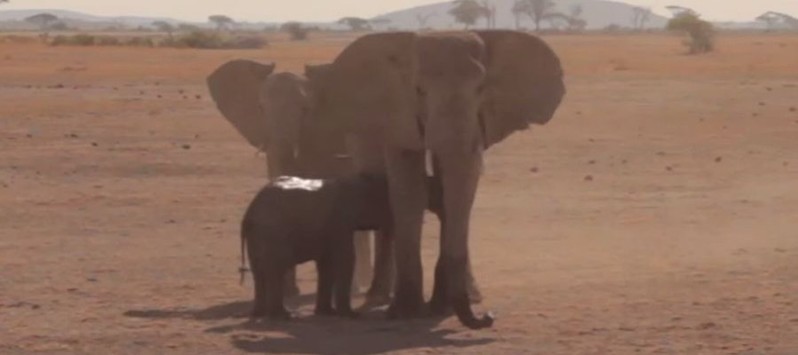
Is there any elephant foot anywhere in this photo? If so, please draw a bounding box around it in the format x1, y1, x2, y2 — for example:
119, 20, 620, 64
250, 307, 267, 318
428, 296, 451, 317
268, 308, 293, 321
386, 294, 426, 320
314, 305, 335, 317
314, 307, 360, 319
337, 309, 361, 319
468, 283, 484, 304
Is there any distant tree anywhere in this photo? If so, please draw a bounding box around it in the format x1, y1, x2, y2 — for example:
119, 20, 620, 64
25, 13, 60, 38
513, 0, 557, 32
338, 17, 371, 31
565, 4, 587, 32
152, 21, 176, 38
667, 11, 714, 54
756, 12, 779, 31
208, 15, 235, 31
449, 0, 490, 29
281, 22, 309, 40
665, 5, 696, 17
631, 7, 653, 30
511, 0, 527, 29
480, 0, 497, 29
415, 12, 437, 29
25, 13, 59, 29
756, 11, 798, 31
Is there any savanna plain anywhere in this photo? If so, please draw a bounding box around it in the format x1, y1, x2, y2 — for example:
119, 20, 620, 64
1, 33, 798, 354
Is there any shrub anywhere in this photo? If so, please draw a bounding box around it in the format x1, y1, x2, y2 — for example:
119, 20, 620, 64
175, 30, 224, 48
667, 12, 715, 54
124, 36, 155, 47
281, 22, 310, 41
50, 34, 95, 46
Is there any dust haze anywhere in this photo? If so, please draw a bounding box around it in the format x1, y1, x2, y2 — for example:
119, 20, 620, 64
1, 0, 798, 353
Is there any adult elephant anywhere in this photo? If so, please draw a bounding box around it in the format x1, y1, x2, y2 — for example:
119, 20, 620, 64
206, 60, 373, 297
311, 30, 565, 329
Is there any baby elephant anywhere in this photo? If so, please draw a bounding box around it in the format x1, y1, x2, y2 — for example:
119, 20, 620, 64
240, 173, 392, 319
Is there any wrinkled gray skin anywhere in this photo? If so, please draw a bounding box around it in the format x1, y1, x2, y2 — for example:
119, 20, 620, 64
241, 174, 393, 319
311, 30, 566, 329
207, 62, 367, 298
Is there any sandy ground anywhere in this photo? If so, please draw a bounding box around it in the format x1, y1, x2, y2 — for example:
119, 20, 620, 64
1, 33, 798, 354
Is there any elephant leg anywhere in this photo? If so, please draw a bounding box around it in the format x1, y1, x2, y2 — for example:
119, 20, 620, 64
385, 149, 428, 319
437, 151, 493, 329
314, 252, 335, 316
266, 263, 291, 320
250, 261, 268, 318
362, 229, 394, 309
333, 231, 358, 318
429, 158, 482, 314
352, 230, 373, 293
283, 267, 300, 298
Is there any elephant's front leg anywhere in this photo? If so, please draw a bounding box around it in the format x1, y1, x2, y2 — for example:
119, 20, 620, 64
363, 230, 394, 309
436, 150, 493, 329
352, 231, 373, 293
385, 149, 428, 319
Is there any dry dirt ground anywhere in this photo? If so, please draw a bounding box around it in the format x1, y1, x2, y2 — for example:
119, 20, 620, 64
1, 33, 798, 354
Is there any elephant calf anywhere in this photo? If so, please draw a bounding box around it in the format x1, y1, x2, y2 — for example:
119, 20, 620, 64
240, 173, 393, 319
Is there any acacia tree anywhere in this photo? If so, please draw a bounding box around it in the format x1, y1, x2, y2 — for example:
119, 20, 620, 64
480, 0, 497, 29
566, 4, 587, 32
338, 17, 371, 31
757, 11, 798, 31
631, 7, 653, 30
281, 22, 309, 40
449, 0, 490, 29
25, 13, 59, 37
513, 0, 557, 32
667, 11, 714, 54
208, 15, 235, 31
152, 21, 176, 39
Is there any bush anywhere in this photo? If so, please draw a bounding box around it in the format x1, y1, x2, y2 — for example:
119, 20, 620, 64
174, 30, 224, 48
96, 36, 121, 46
46, 31, 265, 50
50, 34, 95, 46
166, 31, 268, 49
281, 22, 310, 41
124, 36, 155, 47
667, 12, 715, 54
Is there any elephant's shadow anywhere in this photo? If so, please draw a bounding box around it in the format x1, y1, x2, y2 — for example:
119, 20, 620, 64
124, 295, 495, 354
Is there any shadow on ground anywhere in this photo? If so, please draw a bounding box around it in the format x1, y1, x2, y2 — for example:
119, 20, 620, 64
125, 296, 495, 354
123, 294, 317, 321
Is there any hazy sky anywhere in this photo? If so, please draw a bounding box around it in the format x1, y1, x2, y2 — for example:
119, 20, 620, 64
2, 0, 797, 22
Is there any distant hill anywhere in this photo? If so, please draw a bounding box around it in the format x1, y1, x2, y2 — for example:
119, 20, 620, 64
371, 0, 669, 30
0, 9, 337, 31
0, 9, 182, 26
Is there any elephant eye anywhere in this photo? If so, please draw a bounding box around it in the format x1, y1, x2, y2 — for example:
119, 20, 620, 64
416, 86, 426, 96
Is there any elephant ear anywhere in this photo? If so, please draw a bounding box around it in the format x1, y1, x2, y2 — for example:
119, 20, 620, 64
475, 30, 566, 149
206, 59, 276, 150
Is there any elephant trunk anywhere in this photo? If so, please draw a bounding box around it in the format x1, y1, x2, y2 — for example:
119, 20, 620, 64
447, 256, 494, 329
